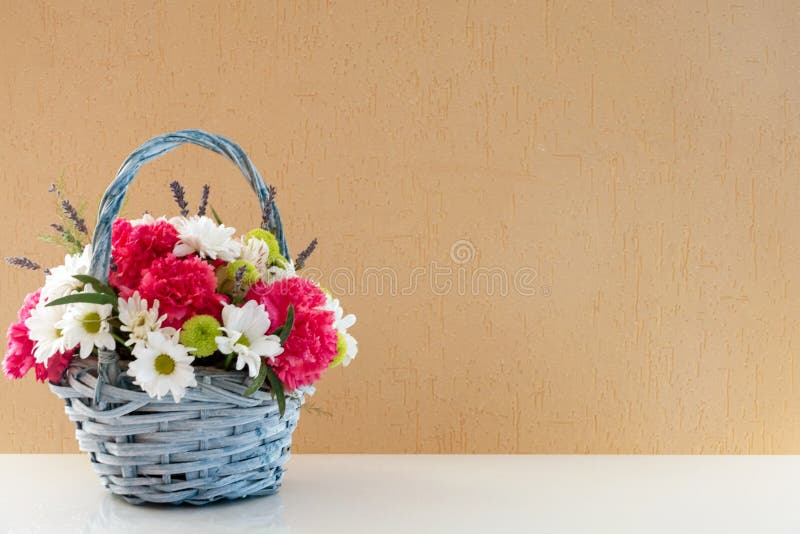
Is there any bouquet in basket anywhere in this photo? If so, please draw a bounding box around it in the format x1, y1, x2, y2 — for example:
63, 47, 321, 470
3, 131, 359, 504
4, 179, 357, 414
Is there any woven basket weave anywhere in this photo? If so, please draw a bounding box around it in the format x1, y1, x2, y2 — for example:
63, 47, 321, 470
49, 130, 302, 505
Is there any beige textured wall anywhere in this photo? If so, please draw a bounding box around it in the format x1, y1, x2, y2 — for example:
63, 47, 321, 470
1, 1, 799, 453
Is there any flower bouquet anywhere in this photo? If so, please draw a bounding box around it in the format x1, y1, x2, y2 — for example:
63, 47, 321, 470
3, 130, 357, 504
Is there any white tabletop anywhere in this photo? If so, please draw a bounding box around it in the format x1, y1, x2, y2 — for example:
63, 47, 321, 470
0, 454, 798, 533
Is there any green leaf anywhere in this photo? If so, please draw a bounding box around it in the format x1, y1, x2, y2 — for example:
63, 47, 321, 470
45, 292, 118, 308
275, 304, 295, 344
72, 274, 116, 296
264, 365, 286, 417
243, 359, 269, 397
211, 206, 223, 225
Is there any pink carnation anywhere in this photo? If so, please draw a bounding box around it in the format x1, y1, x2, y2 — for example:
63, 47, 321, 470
3, 290, 74, 383
246, 278, 337, 390
109, 218, 179, 295
136, 254, 227, 328
37, 350, 74, 383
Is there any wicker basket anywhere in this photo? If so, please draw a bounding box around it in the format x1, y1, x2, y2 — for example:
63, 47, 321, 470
49, 130, 301, 505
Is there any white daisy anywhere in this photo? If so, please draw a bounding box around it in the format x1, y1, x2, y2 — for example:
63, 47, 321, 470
128, 331, 196, 402
239, 237, 271, 276
324, 293, 358, 366
171, 215, 242, 262
41, 245, 92, 302
215, 300, 283, 377
118, 292, 166, 346
25, 303, 72, 363
55, 295, 115, 359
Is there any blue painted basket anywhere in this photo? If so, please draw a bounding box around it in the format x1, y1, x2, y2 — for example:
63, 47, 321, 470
49, 130, 302, 505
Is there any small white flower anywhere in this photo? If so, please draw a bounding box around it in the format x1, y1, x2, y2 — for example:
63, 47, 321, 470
158, 327, 180, 342
239, 237, 271, 276
118, 292, 167, 346
324, 293, 358, 366
130, 213, 167, 226
340, 332, 358, 366
327, 295, 356, 332
25, 303, 71, 363
128, 331, 196, 402
172, 215, 242, 262
215, 300, 283, 377
263, 258, 297, 284
55, 294, 115, 359
41, 245, 92, 302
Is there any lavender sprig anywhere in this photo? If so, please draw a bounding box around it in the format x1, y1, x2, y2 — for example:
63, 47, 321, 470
6, 257, 41, 270
170, 180, 190, 217
197, 184, 210, 217
45, 182, 87, 252
232, 264, 247, 300
294, 238, 318, 270
260, 185, 277, 230
61, 199, 87, 234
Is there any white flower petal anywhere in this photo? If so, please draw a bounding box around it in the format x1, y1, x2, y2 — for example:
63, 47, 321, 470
172, 216, 242, 262
217, 301, 278, 375
129, 331, 196, 403
41, 245, 93, 301
342, 332, 359, 366
26, 303, 70, 363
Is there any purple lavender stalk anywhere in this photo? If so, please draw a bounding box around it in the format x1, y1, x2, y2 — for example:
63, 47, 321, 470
197, 184, 210, 217
170, 180, 190, 217
6, 257, 41, 270
260, 185, 277, 230
232, 264, 247, 297
294, 238, 318, 270
61, 199, 87, 234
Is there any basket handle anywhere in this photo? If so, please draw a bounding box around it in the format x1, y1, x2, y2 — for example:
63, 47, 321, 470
89, 129, 289, 282
87, 130, 288, 404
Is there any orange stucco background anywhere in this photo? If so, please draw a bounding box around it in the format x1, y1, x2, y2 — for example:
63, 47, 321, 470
2, 1, 800, 453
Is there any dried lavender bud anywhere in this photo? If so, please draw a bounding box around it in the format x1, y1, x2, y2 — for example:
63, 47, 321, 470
6, 257, 41, 270
260, 185, 277, 230
294, 238, 318, 270
50, 223, 65, 233
61, 199, 88, 234
48, 183, 57, 193
170, 180, 189, 217
197, 184, 210, 217
43, 268, 51, 275
232, 265, 247, 297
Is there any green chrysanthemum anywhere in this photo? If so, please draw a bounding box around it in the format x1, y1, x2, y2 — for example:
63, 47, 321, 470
180, 315, 222, 357
226, 260, 261, 286
329, 331, 348, 368
245, 228, 282, 264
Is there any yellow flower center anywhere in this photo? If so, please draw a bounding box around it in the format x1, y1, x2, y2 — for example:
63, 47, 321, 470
236, 334, 250, 347
132, 315, 147, 329
154, 354, 175, 375
82, 312, 102, 334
